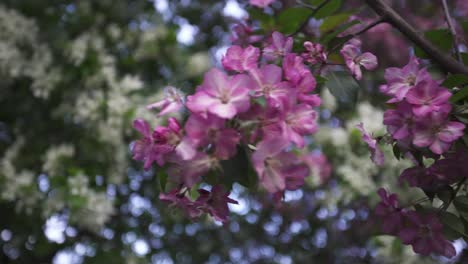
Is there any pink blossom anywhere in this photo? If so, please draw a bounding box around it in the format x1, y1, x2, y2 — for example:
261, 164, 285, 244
398, 211, 455, 258
132, 118, 184, 169
185, 113, 240, 160
195, 185, 238, 223
132, 119, 158, 170
356, 123, 385, 166
159, 189, 203, 219
302, 152, 331, 184
283, 53, 308, 85
252, 138, 309, 193
295, 71, 320, 107
375, 188, 405, 235
167, 153, 216, 188
383, 101, 414, 140
263, 97, 318, 148
405, 80, 452, 117
280, 102, 318, 148
412, 112, 465, 155
146, 86, 185, 116
186, 68, 252, 119
132, 118, 197, 170
399, 166, 437, 189
430, 156, 466, 185
380, 56, 431, 102
230, 23, 263, 46
249, 64, 291, 108
222, 45, 260, 72
340, 42, 378, 80
249, 0, 274, 8
399, 162, 461, 190
263, 31, 293, 61
282, 54, 320, 106
301, 41, 327, 65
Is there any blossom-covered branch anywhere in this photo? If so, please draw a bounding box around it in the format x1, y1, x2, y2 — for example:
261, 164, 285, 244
365, 0, 468, 74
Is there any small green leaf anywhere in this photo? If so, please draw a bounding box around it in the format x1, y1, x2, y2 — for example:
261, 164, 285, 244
436, 186, 454, 204
322, 20, 360, 47
325, 71, 360, 107
314, 0, 343, 19
278, 8, 313, 34
392, 144, 401, 160
441, 211, 466, 240
461, 21, 468, 34
319, 13, 351, 33
157, 170, 168, 192
315, 75, 328, 87
454, 195, 468, 211
414, 29, 453, 59
248, 8, 274, 30
462, 53, 468, 66
442, 74, 468, 89
451, 87, 468, 103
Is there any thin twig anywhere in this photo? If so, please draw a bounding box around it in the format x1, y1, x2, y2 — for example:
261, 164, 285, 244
351, 17, 386, 37
328, 17, 386, 53
440, 0, 463, 62
365, 0, 468, 74
289, 0, 331, 37
440, 178, 467, 212
296, 0, 316, 10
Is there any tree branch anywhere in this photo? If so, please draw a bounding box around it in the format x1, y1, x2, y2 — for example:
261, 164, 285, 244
364, 0, 468, 74
351, 18, 385, 37
440, 0, 462, 62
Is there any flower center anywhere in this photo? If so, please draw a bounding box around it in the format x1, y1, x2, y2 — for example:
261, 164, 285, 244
406, 75, 416, 86
418, 225, 433, 238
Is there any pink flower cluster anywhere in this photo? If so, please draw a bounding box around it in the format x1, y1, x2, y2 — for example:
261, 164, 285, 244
381, 57, 465, 155
375, 188, 456, 258
132, 32, 325, 222
400, 149, 468, 190
340, 39, 378, 80
159, 185, 238, 223
375, 57, 467, 258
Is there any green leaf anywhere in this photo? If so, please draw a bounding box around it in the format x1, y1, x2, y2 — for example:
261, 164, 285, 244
314, 0, 343, 19
325, 71, 360, 107
248, 8, 274, 30
392, 144, 401, 160
436, 186, 454, 204
443, 74, 468, 88
453, 103, 468, 115
322, 20, 360, 47
461, 21, 468, 34
69, 195, 87, 209
315, 75, 328, 87
220, 147, 252, 188
441, 211, 466, 240
157, 170, 168, 192
278, 8, 313, 34
462, 53, 468, 66
319, 13, 351, 33
414, 29, 453, 59
454, 195, 468, 211
451, 87, 468, 103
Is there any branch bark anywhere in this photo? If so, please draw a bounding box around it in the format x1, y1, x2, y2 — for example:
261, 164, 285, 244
441, 0, 462, 62
364, 0, 468, 75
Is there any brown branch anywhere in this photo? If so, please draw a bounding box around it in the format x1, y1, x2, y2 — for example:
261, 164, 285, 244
351, 17, 385, 37
441, 0, 463, 62
328, 18, 386, 53
364, 0, 468, 75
